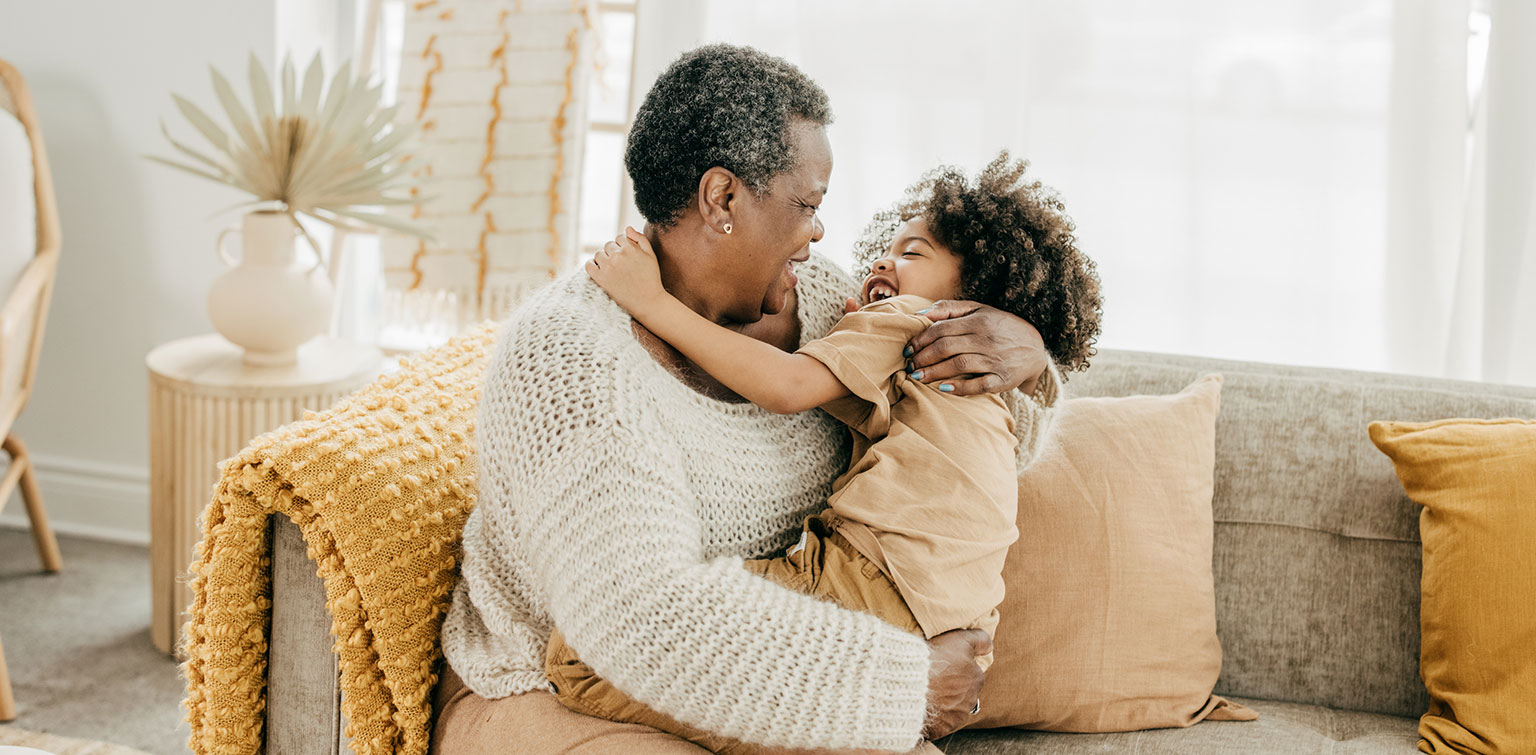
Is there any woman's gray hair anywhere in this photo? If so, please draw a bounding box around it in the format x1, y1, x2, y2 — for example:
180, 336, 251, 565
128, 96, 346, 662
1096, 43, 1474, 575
626, 44, 832, 227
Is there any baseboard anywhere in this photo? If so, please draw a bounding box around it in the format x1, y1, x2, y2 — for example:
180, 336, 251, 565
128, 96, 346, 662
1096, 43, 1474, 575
0, 453, 149, 546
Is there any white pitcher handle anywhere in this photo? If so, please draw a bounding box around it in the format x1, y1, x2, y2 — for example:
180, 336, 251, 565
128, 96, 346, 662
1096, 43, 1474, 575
216, 225, 241, 267
301, 232, 326, 276
289, 219, 326, 275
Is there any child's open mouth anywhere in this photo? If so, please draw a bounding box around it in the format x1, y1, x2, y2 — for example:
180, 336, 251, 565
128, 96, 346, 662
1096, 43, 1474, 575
863, 276, 897, 303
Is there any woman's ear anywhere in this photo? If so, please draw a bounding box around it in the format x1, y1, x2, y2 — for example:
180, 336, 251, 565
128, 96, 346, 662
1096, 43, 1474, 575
697, 167, 738, 235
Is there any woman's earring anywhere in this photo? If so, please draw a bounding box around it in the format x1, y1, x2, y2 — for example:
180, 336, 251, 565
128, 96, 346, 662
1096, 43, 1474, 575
723, 223, 733, 235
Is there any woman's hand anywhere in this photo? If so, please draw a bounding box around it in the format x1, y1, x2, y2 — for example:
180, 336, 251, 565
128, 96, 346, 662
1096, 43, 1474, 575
905, 300, 1048, 397
923, 628, 991, 740
587, 226, 668, 315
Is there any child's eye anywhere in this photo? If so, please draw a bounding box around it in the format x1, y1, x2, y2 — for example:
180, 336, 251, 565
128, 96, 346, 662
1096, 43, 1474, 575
902, 251, 920, 258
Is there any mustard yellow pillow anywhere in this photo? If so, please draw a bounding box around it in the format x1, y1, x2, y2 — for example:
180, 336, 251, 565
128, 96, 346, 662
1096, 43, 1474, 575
1369, 418, 1536, 755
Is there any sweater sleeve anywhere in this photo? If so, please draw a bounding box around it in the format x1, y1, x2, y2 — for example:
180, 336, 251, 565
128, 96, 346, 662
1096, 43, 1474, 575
469, 310, 932, 751
1003, 359, 1063, 472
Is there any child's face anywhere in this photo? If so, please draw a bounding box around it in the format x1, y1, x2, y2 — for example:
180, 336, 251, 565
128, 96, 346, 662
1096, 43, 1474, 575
860, 217, 963, 305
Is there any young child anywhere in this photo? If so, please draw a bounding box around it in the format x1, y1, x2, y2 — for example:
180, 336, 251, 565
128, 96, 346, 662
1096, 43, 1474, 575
545, 152, 1103, 753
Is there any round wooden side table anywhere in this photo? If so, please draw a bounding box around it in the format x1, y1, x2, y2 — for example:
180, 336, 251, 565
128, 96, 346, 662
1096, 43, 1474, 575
146, 334, 384, 655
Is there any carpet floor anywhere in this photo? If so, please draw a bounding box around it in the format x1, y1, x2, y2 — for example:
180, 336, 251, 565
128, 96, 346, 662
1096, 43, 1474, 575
0, 723, 155, 754
0, 528, 187, 754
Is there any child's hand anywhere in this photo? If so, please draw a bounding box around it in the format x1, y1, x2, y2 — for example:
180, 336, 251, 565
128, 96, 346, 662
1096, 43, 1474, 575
586, 227, 667, 314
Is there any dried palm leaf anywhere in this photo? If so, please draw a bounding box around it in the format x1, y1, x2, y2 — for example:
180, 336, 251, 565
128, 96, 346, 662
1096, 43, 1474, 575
147, 50, 433, 242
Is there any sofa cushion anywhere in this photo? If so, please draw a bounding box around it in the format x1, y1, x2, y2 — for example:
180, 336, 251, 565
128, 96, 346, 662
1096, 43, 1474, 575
974, 375, 1253, 731
940, 697, 1418, 754
1066, 351, 1536, 719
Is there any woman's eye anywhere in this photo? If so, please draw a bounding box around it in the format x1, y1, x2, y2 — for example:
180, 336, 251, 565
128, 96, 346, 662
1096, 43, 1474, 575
902, 251, 920, 258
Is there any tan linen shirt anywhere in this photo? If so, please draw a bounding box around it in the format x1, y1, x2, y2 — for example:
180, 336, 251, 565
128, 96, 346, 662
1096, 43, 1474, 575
796, 294, 1020, 640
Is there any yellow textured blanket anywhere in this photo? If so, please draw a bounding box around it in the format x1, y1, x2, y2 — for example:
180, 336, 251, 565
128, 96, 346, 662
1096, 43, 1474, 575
183, 325, 496, 755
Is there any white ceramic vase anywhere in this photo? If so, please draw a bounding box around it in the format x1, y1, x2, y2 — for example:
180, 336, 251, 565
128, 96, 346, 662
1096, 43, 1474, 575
207, 210, 333, 366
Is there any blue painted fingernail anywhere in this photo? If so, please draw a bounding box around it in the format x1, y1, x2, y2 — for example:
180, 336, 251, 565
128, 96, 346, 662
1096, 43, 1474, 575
916, 308, 931, 314
940, 383, 954, 392
903, 345, 913, 358
911, 370, 924, 380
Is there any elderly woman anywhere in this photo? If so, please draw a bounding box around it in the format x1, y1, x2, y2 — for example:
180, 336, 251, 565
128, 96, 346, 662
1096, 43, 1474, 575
432, 44, 1056, 754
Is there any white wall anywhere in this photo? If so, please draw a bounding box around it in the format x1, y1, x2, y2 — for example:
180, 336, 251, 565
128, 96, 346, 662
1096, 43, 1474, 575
0, 2, 311, 543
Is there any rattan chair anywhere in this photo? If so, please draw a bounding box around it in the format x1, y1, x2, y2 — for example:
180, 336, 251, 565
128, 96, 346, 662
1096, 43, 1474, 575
0, 57, 64, 723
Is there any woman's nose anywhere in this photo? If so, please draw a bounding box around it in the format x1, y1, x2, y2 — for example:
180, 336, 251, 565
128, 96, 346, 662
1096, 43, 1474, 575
873, 258, 893, 272
811, 215, 825, 243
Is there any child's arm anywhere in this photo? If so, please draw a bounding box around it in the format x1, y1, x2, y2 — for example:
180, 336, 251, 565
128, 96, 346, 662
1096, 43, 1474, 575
586, 228, 850, 414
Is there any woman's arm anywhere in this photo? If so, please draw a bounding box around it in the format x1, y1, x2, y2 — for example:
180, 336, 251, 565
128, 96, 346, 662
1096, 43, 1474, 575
588, 228, 849, 414
894, 298, 1063, 468
896, 299, 1050, 397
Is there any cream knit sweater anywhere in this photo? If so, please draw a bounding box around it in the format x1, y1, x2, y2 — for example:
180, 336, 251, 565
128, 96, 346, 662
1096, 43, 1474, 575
441, 253, 1059, 751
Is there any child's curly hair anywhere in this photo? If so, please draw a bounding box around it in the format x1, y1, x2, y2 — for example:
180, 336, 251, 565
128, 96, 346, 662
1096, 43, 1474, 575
852, 151, 1103, 372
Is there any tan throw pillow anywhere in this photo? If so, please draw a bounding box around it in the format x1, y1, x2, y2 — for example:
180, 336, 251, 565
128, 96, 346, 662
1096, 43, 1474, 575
1369, 418, 1536, 754
971, 374, 1255, 731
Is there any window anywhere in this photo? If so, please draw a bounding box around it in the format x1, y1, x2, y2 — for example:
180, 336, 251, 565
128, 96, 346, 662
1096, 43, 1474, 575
612, 0, 1501, 377
578, 1, 639, 258
361, 1, 1516, 379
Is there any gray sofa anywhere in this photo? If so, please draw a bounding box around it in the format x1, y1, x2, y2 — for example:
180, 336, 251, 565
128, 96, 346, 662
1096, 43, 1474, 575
263, 349, 1536, 754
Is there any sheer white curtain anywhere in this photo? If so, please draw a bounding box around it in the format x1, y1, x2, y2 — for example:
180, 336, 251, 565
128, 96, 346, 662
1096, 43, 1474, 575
1436, 0, 1536, 385
620, 0, 1531, 384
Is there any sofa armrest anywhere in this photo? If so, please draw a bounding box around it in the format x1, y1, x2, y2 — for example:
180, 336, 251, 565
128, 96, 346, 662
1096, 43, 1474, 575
268, 517, 352, 754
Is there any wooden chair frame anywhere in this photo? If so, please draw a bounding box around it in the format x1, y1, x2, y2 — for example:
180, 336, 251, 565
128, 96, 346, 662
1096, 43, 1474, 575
0, 56, 65, 723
